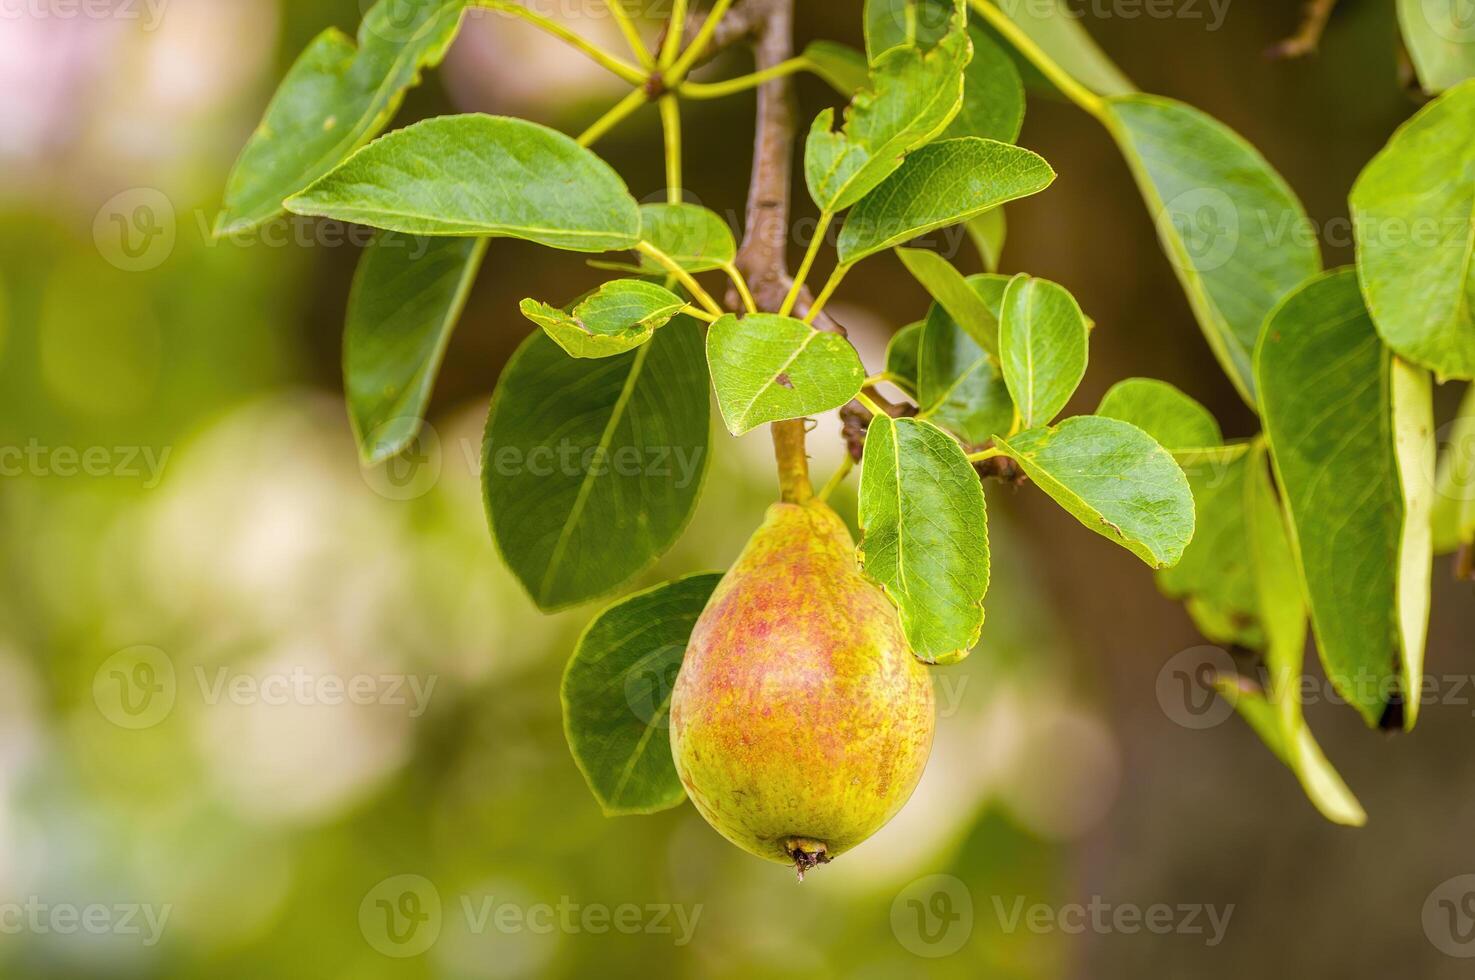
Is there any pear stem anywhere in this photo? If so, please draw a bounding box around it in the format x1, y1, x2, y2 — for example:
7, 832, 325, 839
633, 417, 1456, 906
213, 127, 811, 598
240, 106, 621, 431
772, 420, 813, 504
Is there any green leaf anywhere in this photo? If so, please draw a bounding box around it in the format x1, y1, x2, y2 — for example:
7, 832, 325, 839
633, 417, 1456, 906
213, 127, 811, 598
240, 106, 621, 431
966, 207, 1007, 273
520, 280, 686, 359
806, 2, 971, 212
1096, 378, 1222, 452
1242, 444, 1366, 826
897, 247, 1000, 356
706, 314, 866, 436
943, 26, 1025, 143
216, 0, 468, 236
1350, 80, 1475, 381
802, 41, 871, 96
885, 321, 925, 392
561, 573, 721, 815
859, 415, 990, 663
1398, 0, 1475, 93
1256, 268, 1432, 729
345, 233, 486, 464
1156, 450, 1263, 648
992, 0, 1135, 97
286, 114, 641, 251
1105, 94, 1321, 406
838, 137, 1055, 264
636, 203, 736, 274
1432, 383, 1475, 555
917, 285, 1014, 445
996, 415, 1195, 567
483, 319, 710, 611
864, 0, 960, 60
998, 274, 1090, 429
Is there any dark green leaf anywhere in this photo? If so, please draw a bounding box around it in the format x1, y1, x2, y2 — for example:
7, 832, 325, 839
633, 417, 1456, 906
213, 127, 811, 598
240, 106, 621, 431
484, 320, 710, 611
1350, 79, 1475, 381
1096, 378, 1222, 451
885, 321, 925, 392
996, 415, 1195, 567
1105, 94, 1321, 405
859, 415, 990, 663
943, 26, 1025, 143
345, 233, 486, 464
707, 314, 866, 435
1256, 268, 1432, 729
520, 280, 686, 359
287, 114, 641, 251
897, 247, 1000, 356
998, 274, 1090, 429
838, 137, 1055, 264
216, 0, 467, 235
917, 275, 1012, 444
562, 573, 721, 815
636, 203, 736, 274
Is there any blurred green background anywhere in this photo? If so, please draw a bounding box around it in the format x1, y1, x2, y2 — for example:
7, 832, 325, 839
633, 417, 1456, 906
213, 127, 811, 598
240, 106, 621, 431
2, 1, 1474, 976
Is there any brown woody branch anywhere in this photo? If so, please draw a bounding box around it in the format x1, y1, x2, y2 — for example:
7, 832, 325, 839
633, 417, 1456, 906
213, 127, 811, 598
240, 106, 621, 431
1266, 0, 1340, 60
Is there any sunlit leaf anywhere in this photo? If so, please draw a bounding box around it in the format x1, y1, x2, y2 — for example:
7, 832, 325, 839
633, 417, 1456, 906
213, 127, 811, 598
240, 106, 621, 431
520, 280, 686, 359
216, 0, 468, 235
1432, 383, 1475, 555
637, 203, 736, 274
1096, 377, 1222, 452
707, 314, 866, 435
802, 41, 871, 95
991, 0, 1135, 97
1398, 0, 1475, 93
998, 274, 1089, 429
885, 321, 925, 392
562, 573, 722, 815
1350, 79, 1475, 381
859, 415, 990, 663
344, 233, 485, 464
838, 137, 1055, 264
966, 207, 1007, 272
484, 319, 710, 611
996, 415, 1195, 567
806, 1, 971, 212
287, 114, 642, 251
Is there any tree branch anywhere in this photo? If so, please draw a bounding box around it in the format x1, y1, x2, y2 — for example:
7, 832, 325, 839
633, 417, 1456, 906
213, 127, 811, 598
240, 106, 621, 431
1266, 0, 1340, 60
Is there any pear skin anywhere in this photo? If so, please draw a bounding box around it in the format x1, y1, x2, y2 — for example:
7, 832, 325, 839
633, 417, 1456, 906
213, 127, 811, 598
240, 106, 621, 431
669, 500, 935, 876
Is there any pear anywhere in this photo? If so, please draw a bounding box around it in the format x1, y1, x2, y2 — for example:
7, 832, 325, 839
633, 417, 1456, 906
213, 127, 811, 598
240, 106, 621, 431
670, 500, 935, 878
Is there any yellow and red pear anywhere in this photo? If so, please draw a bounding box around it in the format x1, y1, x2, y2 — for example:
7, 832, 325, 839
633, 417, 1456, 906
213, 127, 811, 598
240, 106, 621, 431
669, 500, 934, 877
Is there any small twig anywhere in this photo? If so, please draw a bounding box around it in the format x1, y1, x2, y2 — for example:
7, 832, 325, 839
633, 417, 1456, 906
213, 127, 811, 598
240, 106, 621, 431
1266, 0, 1340, 60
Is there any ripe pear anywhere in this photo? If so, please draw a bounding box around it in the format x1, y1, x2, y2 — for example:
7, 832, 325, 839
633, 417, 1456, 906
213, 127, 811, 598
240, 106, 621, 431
669, 500, 935, 877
